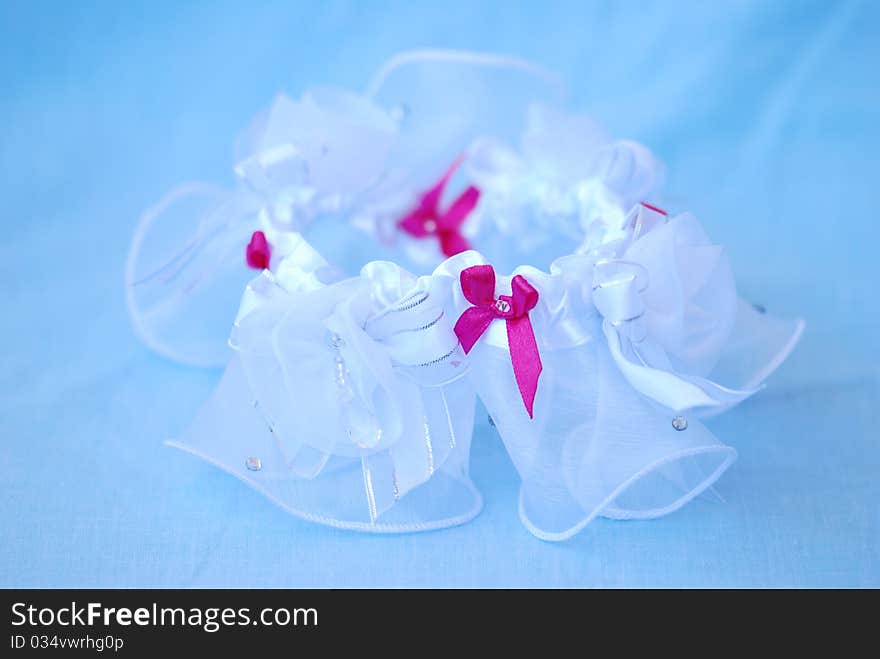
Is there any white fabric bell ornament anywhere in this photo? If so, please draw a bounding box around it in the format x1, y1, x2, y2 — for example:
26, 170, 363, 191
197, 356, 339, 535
168, 238, 481, 532
432, 205, 802, 541
126, 87, 399, 367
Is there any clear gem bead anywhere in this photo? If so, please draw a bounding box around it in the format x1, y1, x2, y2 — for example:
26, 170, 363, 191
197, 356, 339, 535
495, 299, 511, 314
671, 416, 688, 431
325, 331, 345, 350
423, 219, 437, 233
245, 457, 262, 471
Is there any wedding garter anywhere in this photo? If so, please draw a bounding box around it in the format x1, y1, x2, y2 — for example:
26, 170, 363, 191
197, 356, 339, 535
130, 51, 804, 540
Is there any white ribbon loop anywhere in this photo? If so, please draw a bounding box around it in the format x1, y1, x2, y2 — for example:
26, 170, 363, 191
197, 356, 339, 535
592, 259, 649, 343
591, 215, 759, 413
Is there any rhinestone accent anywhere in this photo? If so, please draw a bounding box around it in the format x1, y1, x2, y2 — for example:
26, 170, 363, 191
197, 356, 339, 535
495, 299, 511, 314
423, 219, 437, 233
671, 416, 688, 431
245, 457, 262, 471
325, 332, 345, 350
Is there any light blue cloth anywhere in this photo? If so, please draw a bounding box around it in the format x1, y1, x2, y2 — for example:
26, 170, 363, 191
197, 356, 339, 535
1, 0, 877, 587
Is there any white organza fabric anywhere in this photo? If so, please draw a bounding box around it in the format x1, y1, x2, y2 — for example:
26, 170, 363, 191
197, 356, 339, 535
126, 50, 568, 366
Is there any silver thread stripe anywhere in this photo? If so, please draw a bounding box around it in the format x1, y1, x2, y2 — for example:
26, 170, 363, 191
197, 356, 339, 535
424, 422, 435, 476
364, 292, 430, 328
386, 312, 445, 337
361, 458, 378, 523
388, 291, 429, 312
414, 343, 460, 368
440, 388, 456, 449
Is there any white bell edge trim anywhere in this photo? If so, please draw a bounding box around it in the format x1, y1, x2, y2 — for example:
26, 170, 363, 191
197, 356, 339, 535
518, 445, 737, 542
700, 316, 806, 420
739, 317, 806, 393
164, 440, 484, 534
365, 48, 569, 102
125, 181, 230, 368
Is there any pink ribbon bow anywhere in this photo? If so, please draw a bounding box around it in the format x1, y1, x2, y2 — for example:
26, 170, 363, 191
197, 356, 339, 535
454, 265, 543, 418
398, 157, 480, 257
246, 230, 271, 270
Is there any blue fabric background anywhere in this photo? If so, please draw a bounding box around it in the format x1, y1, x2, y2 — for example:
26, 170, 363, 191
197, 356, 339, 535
1, 0, 877, 587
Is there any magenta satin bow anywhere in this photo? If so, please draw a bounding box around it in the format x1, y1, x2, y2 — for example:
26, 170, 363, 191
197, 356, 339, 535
398, 157, 480, 257
454, 265, 543, 418
246, 230, 271, 269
